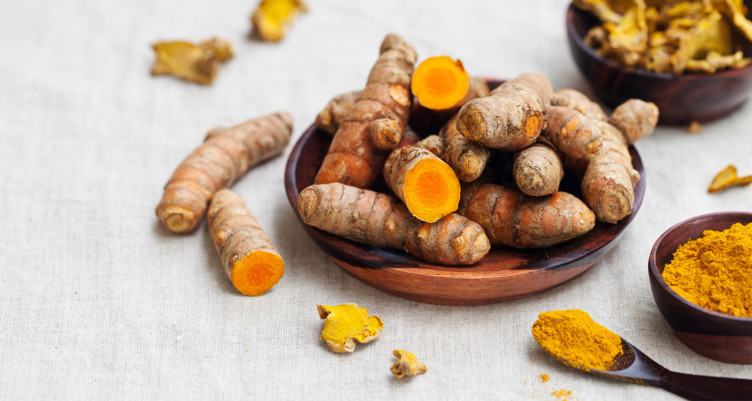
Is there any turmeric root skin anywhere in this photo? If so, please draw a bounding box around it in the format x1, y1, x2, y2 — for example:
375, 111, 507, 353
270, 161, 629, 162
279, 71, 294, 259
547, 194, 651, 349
298, 183, 489, 265
513, 141, 564, 197
156, 112, 292, 233
208, 189, 284, 296
542, 106, 603, 175
551, 89, 607, 121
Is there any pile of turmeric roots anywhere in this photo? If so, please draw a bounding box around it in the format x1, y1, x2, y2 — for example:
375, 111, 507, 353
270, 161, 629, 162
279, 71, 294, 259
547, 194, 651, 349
301, 33, 659, 266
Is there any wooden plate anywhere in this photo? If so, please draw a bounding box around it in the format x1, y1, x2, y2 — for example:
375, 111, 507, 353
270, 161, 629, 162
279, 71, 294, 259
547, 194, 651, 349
284, 80, 645, 305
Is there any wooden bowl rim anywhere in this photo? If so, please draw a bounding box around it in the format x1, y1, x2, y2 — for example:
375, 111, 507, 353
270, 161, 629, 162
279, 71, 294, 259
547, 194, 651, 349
566, 3, 752, 80
648, 211, 752, 324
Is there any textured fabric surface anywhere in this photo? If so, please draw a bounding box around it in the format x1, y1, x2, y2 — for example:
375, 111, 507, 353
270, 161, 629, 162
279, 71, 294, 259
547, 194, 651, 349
1, 0, 751, 399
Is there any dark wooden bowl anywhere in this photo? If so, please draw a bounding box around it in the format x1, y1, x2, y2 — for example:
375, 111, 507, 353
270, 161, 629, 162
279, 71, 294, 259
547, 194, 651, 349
649, 212, 752, 364
284, 79, 646, 305
566, 2, 752, 125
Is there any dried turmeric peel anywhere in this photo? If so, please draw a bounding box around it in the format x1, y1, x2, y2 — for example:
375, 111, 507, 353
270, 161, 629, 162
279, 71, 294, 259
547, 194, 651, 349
459, 182, 595, 249
315, 90, 361, 135
708, 164, 752, 192
250, 0, 307, 42
411, 56, 470, 110
207, 189, 284, 296
298, 183, 490, 265
532, 309, 623, 371
317, 303, 383, 353
156, 112, 292, 233
513, 141, 564, 197
457, 72, 552, 151
314, 34, 417, 188
384, 146, 461, 223
151, 37, 234, 85
390, 350, 427, 380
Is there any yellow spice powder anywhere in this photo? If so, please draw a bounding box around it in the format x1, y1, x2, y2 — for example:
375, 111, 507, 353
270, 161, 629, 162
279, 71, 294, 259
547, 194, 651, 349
532, 309, 623, 370
662, 222, 752, 318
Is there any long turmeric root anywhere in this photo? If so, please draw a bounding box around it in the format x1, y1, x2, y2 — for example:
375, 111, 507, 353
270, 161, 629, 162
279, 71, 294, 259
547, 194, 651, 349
457, 73, 552, 151
207, 189, 284, 296
314, 34, 417, 188
383, 146, 461, 223
156, 112, 292, 233
458, 182, 595, 249
298, 183, 490, 265
513, 141, 564, 197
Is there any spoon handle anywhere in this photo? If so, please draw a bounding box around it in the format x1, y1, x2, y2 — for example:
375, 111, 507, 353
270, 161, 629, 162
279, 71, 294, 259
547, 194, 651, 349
660, 370, 752, 401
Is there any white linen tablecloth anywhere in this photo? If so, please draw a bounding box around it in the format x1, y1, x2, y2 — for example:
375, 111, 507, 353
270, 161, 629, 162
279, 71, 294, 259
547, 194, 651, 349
2, 0, 751, 399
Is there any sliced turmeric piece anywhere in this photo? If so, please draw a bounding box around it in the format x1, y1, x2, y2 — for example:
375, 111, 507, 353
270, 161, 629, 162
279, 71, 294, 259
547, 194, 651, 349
384, 146, 461, 223
317, 303, 383, 353
708, 164, 752, 192
151, 37, 234, 85
390, 350, 427, 380
250, 0, 307, 42
411, 56, 470, 110
207, 189, 284, 296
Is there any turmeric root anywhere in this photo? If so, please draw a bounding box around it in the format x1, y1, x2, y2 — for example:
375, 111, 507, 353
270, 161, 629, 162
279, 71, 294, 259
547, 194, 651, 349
151, 37, 234, 85
458, 182, 595, 249
513, 141, 564, 197
314, 34, 417, 188
250, 0, 307, 42
383, 146, 461, 223
415, 134, 444, 157
156, 112, 292, 233
440, 113, 491, 182
457, 73, 552, 151
315, 90, 361, 134
298, 183, 490, 265
318, 303, 383, 353
411, 56, 470, 110
390, 350, 427, 380
207, 189, 284, 296
542, 106, 604, 175
608, 99, 659, 144
550, 89, 607, 121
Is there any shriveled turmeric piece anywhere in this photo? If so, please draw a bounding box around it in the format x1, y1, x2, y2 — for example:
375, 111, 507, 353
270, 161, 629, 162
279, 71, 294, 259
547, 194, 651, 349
208, 189, 284, 296
384, 146, 462, 223
250, 0, 307, 42
411, 56, 470, 110
390, 350, 427, 380
317, 303, 383, 353
151, 38, 234, 85
708, 164, 752, 192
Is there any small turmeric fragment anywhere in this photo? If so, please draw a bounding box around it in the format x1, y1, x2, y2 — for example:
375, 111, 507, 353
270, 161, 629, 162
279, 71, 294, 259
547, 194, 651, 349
390, 350, 427, 380
411, 56, 470, 110
317, 303, 383, 353
151, 37, 234, 85
708, 164, 752, 192
687, 121, 703, 133
250, 0, 307, 42
540, 373, 550, 383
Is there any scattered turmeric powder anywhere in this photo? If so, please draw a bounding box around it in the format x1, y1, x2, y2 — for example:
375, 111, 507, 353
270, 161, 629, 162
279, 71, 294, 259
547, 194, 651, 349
411, 56, 470, 110
540, 373, 550, 383
708, 164, 752, 192
207, 189, 284, 296
551, 389, 572, 398
151, 37, 234, 85
532, 309, 623, 370
390, 350, 427, 380
317, 303, 383, 353
250, 0, 307, 42
662, 222, 752, 317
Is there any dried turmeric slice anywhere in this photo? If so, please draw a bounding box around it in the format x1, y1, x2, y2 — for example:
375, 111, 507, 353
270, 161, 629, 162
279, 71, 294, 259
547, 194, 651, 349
708, 164, 752, 192
411, 56, 470, 110
250, 0, 307, 42
317, 303, 383, 353
390, 350, 427, 380
151, 38, 233, 85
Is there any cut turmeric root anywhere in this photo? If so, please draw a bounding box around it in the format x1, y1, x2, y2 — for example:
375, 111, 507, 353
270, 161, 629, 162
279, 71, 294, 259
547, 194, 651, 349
298, 183, 490, 265
156, 112, 292, 233
207, 189, 284, 296
411, 56, 470, 110
459, 182, 595, 249
250, 0, 307, 42
384, 146, 461, 223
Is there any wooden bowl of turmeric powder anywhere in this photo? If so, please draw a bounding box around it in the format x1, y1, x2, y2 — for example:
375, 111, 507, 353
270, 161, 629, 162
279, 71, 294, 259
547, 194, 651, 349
649, 212, 752, 364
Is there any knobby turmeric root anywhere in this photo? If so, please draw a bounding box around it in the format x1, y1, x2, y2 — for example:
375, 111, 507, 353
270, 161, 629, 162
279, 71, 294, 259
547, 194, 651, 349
384, 146, 461, 223
415, 134, 445, 157
608, 99, 659, 144
156, 112, 292, 233
411, 56, 470, 110
513, 141, 564, 197
390, 350, 427, 380
457, 72, 552, 151
250, 0, 307, 42
550, 89, 607, 121
298, 183, 490, 265
314, 34, 417, 188
317, 303, 383, 353
542, 106, 604, 175
458, 182, 595, 249
151, 37, 234, 85
315, 90, 361, 134
207, 189, 284, 296
440, 113, 492, 182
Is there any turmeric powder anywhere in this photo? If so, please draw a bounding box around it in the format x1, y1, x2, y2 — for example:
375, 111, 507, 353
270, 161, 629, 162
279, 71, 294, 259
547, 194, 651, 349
532, 309, 623, 370
662, 222, 752, 318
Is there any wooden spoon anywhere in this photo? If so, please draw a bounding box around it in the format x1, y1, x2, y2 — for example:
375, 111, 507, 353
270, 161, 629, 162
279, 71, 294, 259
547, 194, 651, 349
539, 336, 752, 400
